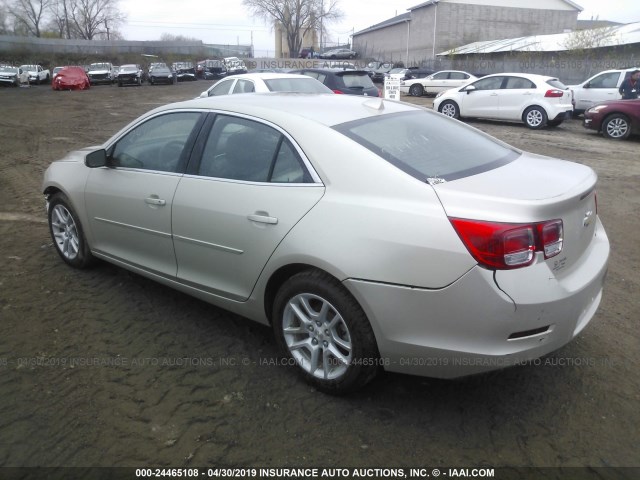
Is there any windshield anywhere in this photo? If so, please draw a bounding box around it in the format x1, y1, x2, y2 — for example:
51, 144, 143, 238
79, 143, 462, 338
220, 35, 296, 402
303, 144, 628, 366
1, 66, 18, 73
89, 63, 110, 71
333, 111, 518, 182
339, 72, 375, 89
264, 77, 332, 93
20, 65, 36, 70
121, 66, 137, 72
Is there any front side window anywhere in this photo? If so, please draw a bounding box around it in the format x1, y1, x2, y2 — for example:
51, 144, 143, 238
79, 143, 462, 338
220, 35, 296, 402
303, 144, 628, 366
110, 112, 202, 172
432, 72, 449, 80
334, 111, 518, 182
473, 76, 505, 90
198, 115, 311, 183
588, 72, 620, 88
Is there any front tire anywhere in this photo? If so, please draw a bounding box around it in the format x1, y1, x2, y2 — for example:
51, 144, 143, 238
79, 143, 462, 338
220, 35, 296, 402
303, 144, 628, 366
523, 106, 547, 129
48, 193, 94, 269
272, 270, 379, 394
409, 84, 424, 96
602, 113, 631, 140
439, 100, 460, 119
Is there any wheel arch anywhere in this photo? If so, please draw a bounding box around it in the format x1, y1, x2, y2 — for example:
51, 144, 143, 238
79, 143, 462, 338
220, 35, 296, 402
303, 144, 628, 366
263, 263, 340, 326
521, 104, 549, 119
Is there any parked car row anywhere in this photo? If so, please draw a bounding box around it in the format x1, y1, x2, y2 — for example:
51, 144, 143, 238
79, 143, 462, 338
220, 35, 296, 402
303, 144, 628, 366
392, 68, 639, 140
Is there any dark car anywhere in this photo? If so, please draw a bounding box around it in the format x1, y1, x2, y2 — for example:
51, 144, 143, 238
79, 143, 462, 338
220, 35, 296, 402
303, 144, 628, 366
583, 99, 640, 140
319, 48, 357, 59
172, 62, 197, 82
290, 68, 379, 96
197, 59, 227, 80
148, 64, 176, 85
405, 67, 434, 80
369, 62, 394, 83
117, 64, 142, 87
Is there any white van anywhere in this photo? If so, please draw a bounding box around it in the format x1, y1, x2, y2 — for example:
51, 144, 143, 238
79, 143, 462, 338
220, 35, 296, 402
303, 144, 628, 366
569, 67, 639, 114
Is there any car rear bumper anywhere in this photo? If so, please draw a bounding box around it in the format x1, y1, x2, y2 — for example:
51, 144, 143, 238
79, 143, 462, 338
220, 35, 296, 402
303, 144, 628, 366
344, 219, 609, 379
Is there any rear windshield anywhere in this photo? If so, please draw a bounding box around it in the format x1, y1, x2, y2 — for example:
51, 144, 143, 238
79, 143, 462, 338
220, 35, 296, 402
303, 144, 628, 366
546, 79, 568, 89
264, 77, 332, 93
339, 72, 375, 89
333, 111, 518, 182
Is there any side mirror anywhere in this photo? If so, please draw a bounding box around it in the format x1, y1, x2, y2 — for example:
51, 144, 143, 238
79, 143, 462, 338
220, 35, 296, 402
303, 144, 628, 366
584, 82, 591, 89
199, 91, 208, 98
464, 85, 477, 94
85, 149, 108, 168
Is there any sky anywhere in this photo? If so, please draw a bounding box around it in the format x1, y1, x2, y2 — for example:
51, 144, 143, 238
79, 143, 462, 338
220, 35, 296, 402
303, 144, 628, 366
118, 0, 640, 57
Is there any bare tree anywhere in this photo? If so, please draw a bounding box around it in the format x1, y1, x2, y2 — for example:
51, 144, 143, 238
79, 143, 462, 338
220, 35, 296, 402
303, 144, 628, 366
563, 24, 617, 51
160, 32, 202, 43
48, 0, 72, 38
8, 0, 53, 37
0, 4, 10, 34
243, 0, 341, 57
67, 0, 125, 40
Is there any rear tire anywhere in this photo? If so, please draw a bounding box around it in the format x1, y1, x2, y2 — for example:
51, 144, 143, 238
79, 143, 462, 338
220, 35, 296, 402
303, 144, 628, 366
409, 84, 424, 96
272, 270, 379, 394
523, 106, 547, 129
602, 114, 631, 140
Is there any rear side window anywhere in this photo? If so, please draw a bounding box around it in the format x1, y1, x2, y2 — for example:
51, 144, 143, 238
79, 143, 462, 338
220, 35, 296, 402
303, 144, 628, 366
546, 79, 568, 89
506, 77, 536, 89
334, 111, 518, 182
264, 77, 331, 93
197, 115, 312, 183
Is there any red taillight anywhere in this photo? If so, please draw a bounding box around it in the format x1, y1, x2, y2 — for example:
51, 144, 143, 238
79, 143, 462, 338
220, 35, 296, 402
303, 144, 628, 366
332, 89, 344, 94
544, 89, 564, 98
450, 218, 563, 270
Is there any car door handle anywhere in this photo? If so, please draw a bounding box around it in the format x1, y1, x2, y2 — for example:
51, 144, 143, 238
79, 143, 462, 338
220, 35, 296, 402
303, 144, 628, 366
145, 197, 166, 206
490, 93, 498, 96
247, 213, 278, 225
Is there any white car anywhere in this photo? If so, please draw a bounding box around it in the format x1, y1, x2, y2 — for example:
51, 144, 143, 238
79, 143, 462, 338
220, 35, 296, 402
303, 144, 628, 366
400, 70, 477, 96
569, 67, 640, 115
43, 93, 608, 393
199, 72, 332, 97
433, 73, 573, 129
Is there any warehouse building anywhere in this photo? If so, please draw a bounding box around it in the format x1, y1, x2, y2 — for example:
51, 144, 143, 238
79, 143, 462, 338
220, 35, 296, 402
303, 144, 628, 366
352, 0, 583, 64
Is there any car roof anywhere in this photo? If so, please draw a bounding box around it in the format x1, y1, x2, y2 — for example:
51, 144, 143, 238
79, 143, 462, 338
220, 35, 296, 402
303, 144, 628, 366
293, 68, 369, 74
219, 72, 314, 81
152, 93, 420, 128
479, 72, 558, 81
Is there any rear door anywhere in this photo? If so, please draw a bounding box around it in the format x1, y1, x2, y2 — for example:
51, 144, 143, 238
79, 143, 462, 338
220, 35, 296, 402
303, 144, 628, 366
172, 113, 324, 300
499, 76, 538, 120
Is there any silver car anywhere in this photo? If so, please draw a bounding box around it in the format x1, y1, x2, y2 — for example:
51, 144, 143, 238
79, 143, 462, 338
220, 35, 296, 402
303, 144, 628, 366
43, 94, 609, 393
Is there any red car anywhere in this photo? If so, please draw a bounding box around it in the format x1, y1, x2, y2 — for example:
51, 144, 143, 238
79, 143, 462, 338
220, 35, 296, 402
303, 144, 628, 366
583, 99, 640, 140
52, 66, 90, 91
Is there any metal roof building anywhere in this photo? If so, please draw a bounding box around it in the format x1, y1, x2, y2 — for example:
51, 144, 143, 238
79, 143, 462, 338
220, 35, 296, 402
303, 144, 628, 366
437, 22, 640, 55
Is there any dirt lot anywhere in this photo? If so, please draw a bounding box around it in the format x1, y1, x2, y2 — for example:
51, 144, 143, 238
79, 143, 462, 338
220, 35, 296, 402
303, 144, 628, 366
0, 81, 638, 473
